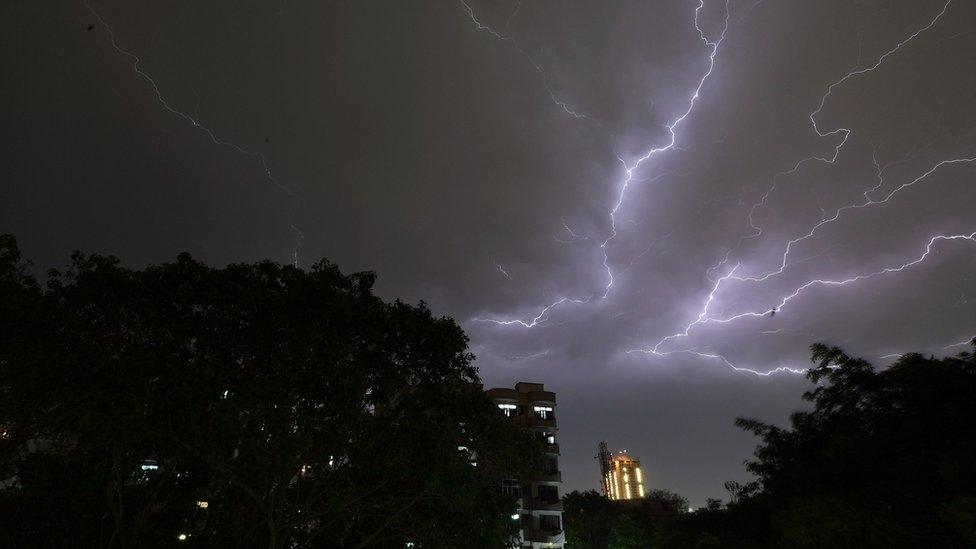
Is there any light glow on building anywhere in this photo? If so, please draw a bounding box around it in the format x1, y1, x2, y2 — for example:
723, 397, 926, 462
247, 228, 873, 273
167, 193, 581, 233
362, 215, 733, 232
605, 451, 646, 501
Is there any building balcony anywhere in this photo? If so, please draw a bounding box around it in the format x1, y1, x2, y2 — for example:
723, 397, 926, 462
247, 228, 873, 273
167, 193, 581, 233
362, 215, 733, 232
543, 443, 560, 455
526, 498, 563, 512
525, 416, 556, 429
537, 471, 561, 482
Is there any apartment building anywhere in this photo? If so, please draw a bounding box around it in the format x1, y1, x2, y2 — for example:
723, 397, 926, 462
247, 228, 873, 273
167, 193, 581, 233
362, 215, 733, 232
487, 382, 564, 548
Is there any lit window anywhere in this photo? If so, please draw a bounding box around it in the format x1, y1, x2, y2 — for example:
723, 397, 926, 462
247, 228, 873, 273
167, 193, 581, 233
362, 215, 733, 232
497, 403, 517, 417
196, 501, 209, 509
511, 513, 520, 520
502, 478, 521, 498
177, 533, 189, 541
533, 406, 553, 420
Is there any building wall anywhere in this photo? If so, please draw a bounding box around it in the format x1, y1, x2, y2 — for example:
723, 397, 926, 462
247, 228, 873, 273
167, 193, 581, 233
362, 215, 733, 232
487, 382, 564, 549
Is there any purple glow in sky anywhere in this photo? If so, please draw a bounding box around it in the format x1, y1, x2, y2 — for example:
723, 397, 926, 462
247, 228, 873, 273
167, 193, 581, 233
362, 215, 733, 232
3, 0, 974, 505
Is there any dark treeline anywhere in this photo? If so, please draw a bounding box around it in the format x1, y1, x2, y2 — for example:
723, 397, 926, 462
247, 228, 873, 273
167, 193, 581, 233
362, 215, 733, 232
4, 235, 976, 547
0, 235, 544, 548
563, 341, 976, 548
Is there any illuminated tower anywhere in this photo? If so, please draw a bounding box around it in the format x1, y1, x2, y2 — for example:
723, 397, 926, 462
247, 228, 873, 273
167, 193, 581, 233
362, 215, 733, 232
605, 451, 645, 501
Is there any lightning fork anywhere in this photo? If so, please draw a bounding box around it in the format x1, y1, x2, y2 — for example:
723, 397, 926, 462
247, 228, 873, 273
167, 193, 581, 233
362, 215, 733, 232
85, 3, 304, 265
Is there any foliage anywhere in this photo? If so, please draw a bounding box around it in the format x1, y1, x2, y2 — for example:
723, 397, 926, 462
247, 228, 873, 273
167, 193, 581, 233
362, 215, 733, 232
732, 342, 976, 547
562, 490, 614, 547
0, 235, 542, 548
566, 342, 976, 548
562, 488, 689, 548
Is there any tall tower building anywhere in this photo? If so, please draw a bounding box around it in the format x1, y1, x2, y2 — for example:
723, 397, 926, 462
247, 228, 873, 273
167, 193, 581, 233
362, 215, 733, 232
487, 382, 564, 548
605, 451, 646, 501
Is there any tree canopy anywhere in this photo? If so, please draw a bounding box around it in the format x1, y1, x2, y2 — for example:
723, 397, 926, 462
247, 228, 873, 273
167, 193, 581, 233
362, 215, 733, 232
0, 235, 542, 548
563, 342, 976, 548
562, 488, 689, 547
731, 342, 976, 547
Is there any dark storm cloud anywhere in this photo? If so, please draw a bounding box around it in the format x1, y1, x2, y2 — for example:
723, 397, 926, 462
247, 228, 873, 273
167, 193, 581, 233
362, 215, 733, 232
3, 0, 974, 505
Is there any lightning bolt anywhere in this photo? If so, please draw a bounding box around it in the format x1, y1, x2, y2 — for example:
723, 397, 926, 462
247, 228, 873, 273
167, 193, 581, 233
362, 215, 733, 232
636, 232, 976, 371
880, 333, 975, 360
601, 0, 730, 298
458, 0, 590, 119
505, 348, 551, 362
470, 1, 966, 376
732, 156, 976, 284
627, 1, 960, 375
553, 221, 589, 244
746, 0, 953, 242
84, 3, 304, 266
628, 348, 809, 377
474, 296, 589, 328
474, 0, 730, 326
942, 336, 976, 350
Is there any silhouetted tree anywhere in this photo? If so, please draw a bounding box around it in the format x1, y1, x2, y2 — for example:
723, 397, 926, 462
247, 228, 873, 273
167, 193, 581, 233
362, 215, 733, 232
562, 490, 614, 547
562, 488, 691, 547
576, 342, 976, 548
0, 235, 542, 548
733, 342, 976, 547
607, 514, 645, 548
646, 488, 689, 516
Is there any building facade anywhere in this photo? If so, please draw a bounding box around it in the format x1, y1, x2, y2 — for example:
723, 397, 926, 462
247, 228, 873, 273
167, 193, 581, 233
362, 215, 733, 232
487, 382, 564, 548
605, 451, 645, 501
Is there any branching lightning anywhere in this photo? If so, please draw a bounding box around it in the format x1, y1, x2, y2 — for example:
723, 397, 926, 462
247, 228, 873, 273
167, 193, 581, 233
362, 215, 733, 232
85, 3, 304, 266
473, 0, 730, 326
633, 232, 976, 375
601, 0, 730, 299
553, 221, 589, 244
459, 0, 589, 119
744, 0, 953, 243
626, 1, 967, 375
942, 336, 976, 350
466, 0, 970, 376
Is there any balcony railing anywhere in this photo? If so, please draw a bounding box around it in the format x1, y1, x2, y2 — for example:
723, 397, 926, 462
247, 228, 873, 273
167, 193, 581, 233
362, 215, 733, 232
525, 416, 556, 428
526, 498, 563, 512
537, 471, 562, 482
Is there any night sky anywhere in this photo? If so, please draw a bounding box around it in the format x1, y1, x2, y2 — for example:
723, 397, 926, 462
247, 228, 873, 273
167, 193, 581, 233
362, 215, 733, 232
4, 0, 975, 506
